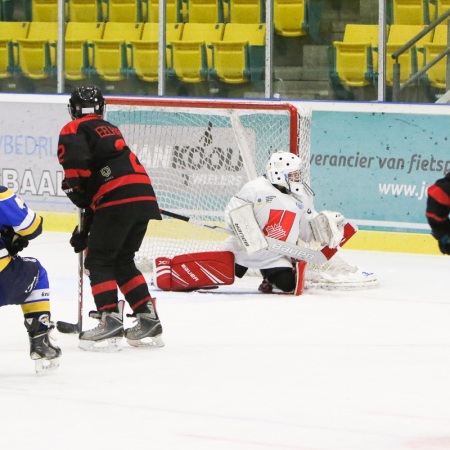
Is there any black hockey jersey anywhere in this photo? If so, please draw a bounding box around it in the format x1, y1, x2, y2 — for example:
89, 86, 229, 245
57, 114, 161, 219
426, 173, 450, 239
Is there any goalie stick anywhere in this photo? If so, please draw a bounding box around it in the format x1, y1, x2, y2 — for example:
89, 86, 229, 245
160, 209, 357, 264
56, 209, 84, 334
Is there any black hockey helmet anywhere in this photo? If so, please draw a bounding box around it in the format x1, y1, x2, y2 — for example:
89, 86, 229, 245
68, 85, 105, 120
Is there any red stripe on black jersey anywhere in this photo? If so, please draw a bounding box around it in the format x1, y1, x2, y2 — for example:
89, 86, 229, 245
427, 184, 450, 206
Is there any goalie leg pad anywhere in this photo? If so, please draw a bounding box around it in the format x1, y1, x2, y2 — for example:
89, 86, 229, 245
155, 251, 235, 291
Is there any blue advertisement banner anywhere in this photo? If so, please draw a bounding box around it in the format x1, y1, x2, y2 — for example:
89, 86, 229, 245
309, 110, 450, 233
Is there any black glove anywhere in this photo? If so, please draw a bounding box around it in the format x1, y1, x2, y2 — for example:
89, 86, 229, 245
61, 179, 91, 209
70, 226, 88, 253
1, 227, 29, 256
438, 234, 450, 255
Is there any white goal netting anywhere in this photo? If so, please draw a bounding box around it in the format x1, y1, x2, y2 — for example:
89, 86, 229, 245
106, 97, 377, 290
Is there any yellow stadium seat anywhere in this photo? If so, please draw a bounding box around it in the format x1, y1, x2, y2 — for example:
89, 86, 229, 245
90, 22, 143, 81
65, 22, 105, 80
424, 24, 449, 88
274, 0, 308, 37
332, 24, 380, 87
17, 21, 58, 79
104, 0, 143, 22
0, 22, 30, 79
129, 22, 183, 82
147, 0, 181, 22
391, 0, 430, 24
169, 23, 224, 83
67, 0, 103, 21
429, 0, 450, 20
185, 0, 224, 22
227, 0, 263, 23
31, 0, 59, 21
210, 23, 265, 84
386, 24, 432, 85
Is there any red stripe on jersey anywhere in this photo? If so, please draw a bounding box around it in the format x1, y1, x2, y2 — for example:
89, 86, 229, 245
428, 185, 450, 206
426, 211, 448, 222
65, 168, 92, 178
92, 280, 117, 296
92, 174, 151, 203
119, 275, 146, 295
95, 196, 158, 210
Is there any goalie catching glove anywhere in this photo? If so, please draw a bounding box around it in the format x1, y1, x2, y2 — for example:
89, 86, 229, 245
310, 211, 346, 249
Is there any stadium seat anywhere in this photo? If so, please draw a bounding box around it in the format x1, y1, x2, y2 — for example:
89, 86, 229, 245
210, 23, 265, 84
428, 0, 450, 20
17, 21, 58, 79
67, 0, 103, 21
103, 0, 143, 22
386, 24, 432, 85
331, 24, 380, 87
0, 22, 30, 79
390, 0, 430, 24
274, 0, 308, 37
90, 22, 143, 81
29, 0, 59, 21
185, 0, 224, 22
65, 22, 105, 80
129, 22, 183, 82
424, 24, 449, 88
227, 0, 263, 23
169, 22, 224, 83
147, 0, 182, 22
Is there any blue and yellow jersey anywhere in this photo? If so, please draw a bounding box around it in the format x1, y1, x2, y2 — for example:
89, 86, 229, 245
0, 186, 43, 271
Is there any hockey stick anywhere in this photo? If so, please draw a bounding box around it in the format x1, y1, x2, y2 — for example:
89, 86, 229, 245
160, 209, 356, 264
56, 209, 84, 334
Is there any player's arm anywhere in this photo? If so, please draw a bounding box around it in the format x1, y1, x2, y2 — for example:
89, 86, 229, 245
426, 175, 450, 254
57, 127, 92, 208
0, 187, 43, 255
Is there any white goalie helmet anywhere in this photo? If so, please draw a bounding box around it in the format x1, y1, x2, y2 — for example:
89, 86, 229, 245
265, 151, 305, 198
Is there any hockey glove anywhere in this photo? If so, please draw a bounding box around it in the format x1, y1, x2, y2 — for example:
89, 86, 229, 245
61, 179, 90, 209
438, 234, 450, 255
70, 226, 88, 253
0, 227, 29, 256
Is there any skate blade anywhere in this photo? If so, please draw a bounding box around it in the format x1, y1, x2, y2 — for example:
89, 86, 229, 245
78, 337, 123, 353
35, 357, 60, 375
127, 335, 165, 348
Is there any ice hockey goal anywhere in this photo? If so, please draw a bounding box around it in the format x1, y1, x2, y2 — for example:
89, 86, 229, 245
105, 97, 377, 290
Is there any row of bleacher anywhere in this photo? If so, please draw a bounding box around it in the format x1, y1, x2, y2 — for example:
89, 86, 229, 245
329, 23, 450, 91
389, 0, 450, 25
4, 0, 308, 38
0, 21, 266, 85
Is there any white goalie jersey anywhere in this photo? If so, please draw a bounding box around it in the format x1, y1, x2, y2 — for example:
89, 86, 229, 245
224, 176, 318, 270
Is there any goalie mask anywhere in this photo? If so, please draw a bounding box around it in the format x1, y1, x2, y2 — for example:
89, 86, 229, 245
266, 151, 306, 198
68, 85, 105, 120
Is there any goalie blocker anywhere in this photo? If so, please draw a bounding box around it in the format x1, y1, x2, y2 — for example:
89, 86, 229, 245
155, 251, 235, 291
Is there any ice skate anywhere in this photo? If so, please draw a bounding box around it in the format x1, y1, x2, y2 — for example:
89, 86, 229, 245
258, 279, 273, 293
78, 305, 124, 353
25, 315, 61, 375
125, 301, 164, 348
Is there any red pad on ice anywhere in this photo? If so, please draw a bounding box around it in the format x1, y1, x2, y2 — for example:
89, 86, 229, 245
155, 251, 235, 291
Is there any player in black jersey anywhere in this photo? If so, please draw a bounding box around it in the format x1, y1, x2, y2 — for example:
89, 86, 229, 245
57, 85, 164, 351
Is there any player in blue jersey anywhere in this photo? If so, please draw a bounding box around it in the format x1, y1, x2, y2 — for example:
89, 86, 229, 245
0, 186, 61, 374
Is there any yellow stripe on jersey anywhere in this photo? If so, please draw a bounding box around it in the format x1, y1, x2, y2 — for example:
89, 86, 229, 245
21, 300, 51, 314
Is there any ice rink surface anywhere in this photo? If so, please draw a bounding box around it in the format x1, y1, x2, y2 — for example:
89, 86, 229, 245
1, 231, 450, 450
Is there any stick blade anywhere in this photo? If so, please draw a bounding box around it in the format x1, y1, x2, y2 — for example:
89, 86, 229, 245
56, 321, 80, 334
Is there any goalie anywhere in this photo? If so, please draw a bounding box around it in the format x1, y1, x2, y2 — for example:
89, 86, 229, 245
223, 151, 348, 294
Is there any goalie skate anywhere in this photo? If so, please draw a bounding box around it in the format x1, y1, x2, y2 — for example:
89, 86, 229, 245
305, 256, 379, 290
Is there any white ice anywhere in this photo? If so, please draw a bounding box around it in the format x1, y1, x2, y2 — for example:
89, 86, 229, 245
2, 231, 450, 450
